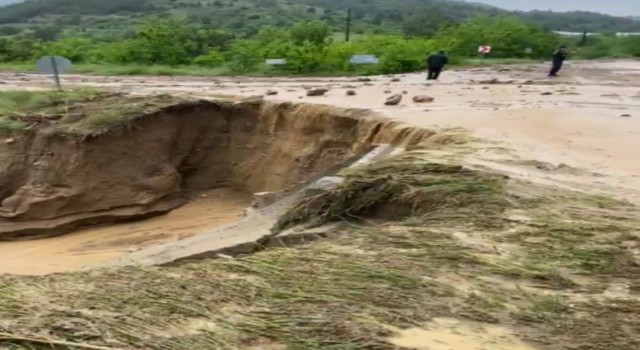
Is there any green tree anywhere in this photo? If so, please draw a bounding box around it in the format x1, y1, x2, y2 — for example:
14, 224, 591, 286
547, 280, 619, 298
134, 18, 190, 65
38, 37, 94, 62
32, 26, 62, 41
226, 40, 262, 72
289, 20, 330, 46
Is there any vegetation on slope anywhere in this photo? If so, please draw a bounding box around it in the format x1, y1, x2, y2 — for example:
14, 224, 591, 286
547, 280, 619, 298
0, 90, 190, 134
0, 16, 564, 76
1, 145, 639, 350
1, 0, 639, 36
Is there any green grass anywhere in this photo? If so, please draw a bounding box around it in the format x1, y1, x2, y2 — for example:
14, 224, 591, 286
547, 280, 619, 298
0, 89, 188, 134
0, 63, 232, 76
0, 89, 102, 116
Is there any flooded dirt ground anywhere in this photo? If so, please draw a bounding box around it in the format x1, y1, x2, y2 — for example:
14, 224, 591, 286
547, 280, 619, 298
0, 188, 250, 275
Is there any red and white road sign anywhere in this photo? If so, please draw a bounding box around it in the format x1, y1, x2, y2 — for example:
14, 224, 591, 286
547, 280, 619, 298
478, 45, 492, 54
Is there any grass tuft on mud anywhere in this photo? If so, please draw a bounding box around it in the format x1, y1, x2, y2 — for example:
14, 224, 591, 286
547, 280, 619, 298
0, 89, 188, 135
277, 157, 510, 231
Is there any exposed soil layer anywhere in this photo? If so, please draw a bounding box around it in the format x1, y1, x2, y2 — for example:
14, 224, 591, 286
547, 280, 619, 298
0, 97, 432, 240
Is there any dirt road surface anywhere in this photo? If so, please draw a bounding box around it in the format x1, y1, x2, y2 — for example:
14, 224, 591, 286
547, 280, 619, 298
3, 60, 638, 204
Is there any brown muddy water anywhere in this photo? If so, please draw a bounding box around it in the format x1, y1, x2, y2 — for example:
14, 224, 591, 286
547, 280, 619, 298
0, 188, 250, 275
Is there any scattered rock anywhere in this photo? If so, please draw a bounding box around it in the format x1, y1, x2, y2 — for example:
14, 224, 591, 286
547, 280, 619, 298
412, 95, 435, 103
621, 114, 631, 118
479, 78, 499, 84
482, 87, 490, 90
384, 90, 392, 94
391, 78, 401, 82
346, 90, 357, 96
402, 91, 408, 94
306, 88, 329, 97
355, 77, 372, 82
534, 162, 557, 171
541, 92, 553, 96
4, 138, 15, 144
265, 90, 278, 96
385, 94, 403, 106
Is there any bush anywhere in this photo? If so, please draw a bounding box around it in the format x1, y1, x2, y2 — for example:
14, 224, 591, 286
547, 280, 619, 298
192, 49, 225, 67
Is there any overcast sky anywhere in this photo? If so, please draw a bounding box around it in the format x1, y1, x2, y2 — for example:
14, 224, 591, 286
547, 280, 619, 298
471, 0, 640, 16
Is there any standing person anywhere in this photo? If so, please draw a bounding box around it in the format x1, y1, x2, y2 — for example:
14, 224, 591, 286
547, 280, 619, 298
549, 46, 567, 77
427, 51, 448, 80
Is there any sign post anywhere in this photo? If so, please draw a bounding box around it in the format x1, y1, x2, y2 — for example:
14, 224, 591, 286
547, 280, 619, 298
37, 56, 72, 90
477, 45, 492, 59
524, 47, 533, 58
349, 55, 379, 74
349, 55, 379, 65
265, 58, 287, 66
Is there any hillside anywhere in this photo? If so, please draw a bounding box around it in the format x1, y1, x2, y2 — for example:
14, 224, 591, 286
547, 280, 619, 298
0, 0, 639, 37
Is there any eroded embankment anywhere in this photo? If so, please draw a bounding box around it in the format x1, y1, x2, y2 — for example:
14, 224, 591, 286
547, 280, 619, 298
0, 95, 432, 240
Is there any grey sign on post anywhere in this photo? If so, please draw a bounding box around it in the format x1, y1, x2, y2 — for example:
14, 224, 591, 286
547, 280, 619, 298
265, 58, 287, 65
524, 48, 533, 54
349, 55, 379, 65
37, 56, 72, 90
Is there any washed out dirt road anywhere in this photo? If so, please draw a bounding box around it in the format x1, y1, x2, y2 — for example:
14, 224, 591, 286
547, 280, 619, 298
0, 59, 638, 275
3, 59, 638, 203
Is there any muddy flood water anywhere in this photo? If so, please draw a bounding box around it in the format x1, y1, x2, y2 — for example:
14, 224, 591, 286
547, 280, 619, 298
0, 188, 250, 275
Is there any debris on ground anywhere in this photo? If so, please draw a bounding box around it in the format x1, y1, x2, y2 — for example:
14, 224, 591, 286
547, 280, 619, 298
385, 94, 403, 105
265, 90, 278, 95
307, 88, 329, 96
346, 90, 357, 96
413, 95, 435, 103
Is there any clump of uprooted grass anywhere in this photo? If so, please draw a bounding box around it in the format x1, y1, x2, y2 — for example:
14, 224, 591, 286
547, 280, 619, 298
0, 235, 461, 350
276, 156, 510, 231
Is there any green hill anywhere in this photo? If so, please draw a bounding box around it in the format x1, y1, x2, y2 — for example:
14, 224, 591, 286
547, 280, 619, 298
0, 0, 639, 38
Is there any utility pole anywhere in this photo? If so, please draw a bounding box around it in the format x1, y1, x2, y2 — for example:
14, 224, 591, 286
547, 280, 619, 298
345, 8, 352, 42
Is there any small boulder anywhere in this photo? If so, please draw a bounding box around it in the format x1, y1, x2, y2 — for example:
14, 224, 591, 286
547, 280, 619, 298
385, 94, 403, 106
356, 77, 372, 82
346, 90, 357, 96
266, 90, 278, 96
541, 92, 553, 96
384, 90, 392, 94
4, 138, 15, 144
621, 114, 631, 118
307, 88, 329, 97
412, 95, 435, 103
391, 77, 401, 82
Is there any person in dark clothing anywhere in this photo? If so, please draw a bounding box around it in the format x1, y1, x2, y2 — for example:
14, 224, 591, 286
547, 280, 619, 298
549, 46, 567, 77
427, 51, 449, 80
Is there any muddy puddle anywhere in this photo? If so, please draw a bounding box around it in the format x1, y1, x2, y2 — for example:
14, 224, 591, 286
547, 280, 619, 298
389, 318, 536, 350
0, 188, 250, 275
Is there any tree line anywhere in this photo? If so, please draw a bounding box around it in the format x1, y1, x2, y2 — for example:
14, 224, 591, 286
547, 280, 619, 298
1, 15, 639, 75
